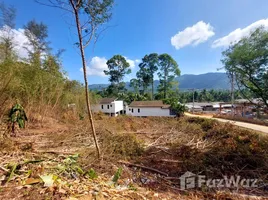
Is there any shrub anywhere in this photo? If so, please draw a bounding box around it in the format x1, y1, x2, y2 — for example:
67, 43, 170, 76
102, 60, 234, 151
100, 132, 144, 159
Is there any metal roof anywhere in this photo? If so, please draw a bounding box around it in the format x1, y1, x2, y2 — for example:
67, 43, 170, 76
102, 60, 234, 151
129, 100, 170, 108
99, 98, 117, 104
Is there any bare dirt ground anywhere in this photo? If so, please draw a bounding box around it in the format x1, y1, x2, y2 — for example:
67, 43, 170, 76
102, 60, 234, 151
1, 115, 268, 199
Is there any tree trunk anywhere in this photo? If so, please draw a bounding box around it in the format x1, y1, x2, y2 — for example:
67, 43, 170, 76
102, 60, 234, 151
151, 80, 154, 100
164, 65, 168, 99
73, 6, 101, 158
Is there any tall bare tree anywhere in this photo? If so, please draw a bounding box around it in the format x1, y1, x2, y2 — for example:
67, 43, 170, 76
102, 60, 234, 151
24, 20, 49, 67
0, 2, 16, 61
36, 0, 114, 158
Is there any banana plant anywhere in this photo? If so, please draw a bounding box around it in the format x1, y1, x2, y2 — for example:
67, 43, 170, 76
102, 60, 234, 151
8, 102, 28, 136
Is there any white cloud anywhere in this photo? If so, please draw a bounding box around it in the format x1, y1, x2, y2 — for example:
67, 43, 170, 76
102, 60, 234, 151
84, 56, 108, 77
0, 26, 32, 58
124, 57, 140, 69
212, 19, 268, 48
83, 56, 140, 77
171, 21, 215, 49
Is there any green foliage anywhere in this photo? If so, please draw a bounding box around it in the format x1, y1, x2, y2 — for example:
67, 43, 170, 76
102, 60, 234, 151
8, 102, 27, 132
178, 89, 249, 103
222, 27, 268, 108
56, 154, 86, 178
137, 53, 159, 97
87, 168, 98, 179
129, 78, 141, 93
104, 55, 131, 95
158, 53, 180, 98
0, 16, 97, 121
7, 163, 18, 183
117, 92, 148, 104
0, 2, 17, 61
24, 20, 50, 67
77, 0, 114, 36
112, 167, 122, 184
163, 98, 186, 116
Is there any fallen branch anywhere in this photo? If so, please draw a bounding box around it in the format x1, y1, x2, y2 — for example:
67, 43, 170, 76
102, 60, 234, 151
158, 159, 182, 163
33, 151, 75, 155
118, 160, 168, 176
146, 135, 166, 148
155, 146, 173, 155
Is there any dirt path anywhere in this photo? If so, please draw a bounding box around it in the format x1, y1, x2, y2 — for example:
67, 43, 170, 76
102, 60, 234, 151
185, 112, 268, 134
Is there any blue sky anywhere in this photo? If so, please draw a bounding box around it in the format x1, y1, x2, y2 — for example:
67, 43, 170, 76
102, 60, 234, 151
5, 0, 268, 84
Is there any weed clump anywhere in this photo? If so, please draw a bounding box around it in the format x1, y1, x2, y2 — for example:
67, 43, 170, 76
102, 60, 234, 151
100, 131, 144, 159
186, 117, 218, 132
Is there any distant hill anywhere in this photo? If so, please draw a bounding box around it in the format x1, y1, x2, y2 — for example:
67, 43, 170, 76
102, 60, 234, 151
176, 72, 230, 90
88, 72, 230, 91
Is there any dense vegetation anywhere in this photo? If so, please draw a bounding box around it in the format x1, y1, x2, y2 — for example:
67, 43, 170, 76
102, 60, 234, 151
0, 3, 98, 122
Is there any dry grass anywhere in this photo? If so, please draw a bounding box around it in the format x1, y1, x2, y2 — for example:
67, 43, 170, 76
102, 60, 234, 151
100, 131, 144, 159
1, 115, 268, 199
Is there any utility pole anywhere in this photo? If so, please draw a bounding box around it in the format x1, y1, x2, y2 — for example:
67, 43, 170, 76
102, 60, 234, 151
188, 88, 195, 113
193, 89, 195, 113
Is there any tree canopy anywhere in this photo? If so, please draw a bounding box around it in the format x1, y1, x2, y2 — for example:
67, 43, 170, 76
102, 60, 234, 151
222, 27, 268, 108
158, 53, 180, 99
104, 55, 131, 95
137, 53, 159, 99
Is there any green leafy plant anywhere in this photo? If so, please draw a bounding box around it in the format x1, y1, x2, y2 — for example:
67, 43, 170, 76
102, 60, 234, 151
112, 167, 122, 184
8, 102, 28, 135
87, 168, 98, 179
163, 98, 186, 117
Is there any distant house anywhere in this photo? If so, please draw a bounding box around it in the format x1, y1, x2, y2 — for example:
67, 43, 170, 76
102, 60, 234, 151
126, 100, 176, 117
92, 98, 124, 117
185, 102, 224, 113
185, 103, 203, 112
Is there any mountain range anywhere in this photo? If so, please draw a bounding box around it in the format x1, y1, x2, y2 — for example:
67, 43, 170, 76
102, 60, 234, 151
88, 72, 231, 91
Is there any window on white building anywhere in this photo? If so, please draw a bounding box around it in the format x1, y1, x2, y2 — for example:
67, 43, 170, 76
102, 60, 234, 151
101, 105, 103, 109
138, 108, 140, 113
107, 105, 109, 109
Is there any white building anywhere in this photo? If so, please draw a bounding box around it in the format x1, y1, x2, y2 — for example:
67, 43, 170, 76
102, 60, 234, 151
126, 100, 176, 117
92, 98, 124, 117
185, 103, 203, 112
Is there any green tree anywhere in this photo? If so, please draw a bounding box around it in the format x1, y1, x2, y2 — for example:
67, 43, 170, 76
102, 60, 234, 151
104, 55, 131, 94
157, 54, 180, 99
138, 53, 159, 99
222, 27, 268, 108
0, 2, 17, 61
163, 98, 186, 117
117, 92, 147, 105
136, 66, 150, 95
129, 78, 141, 93
24, 20, 49, 66
43, 49, 65, 78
